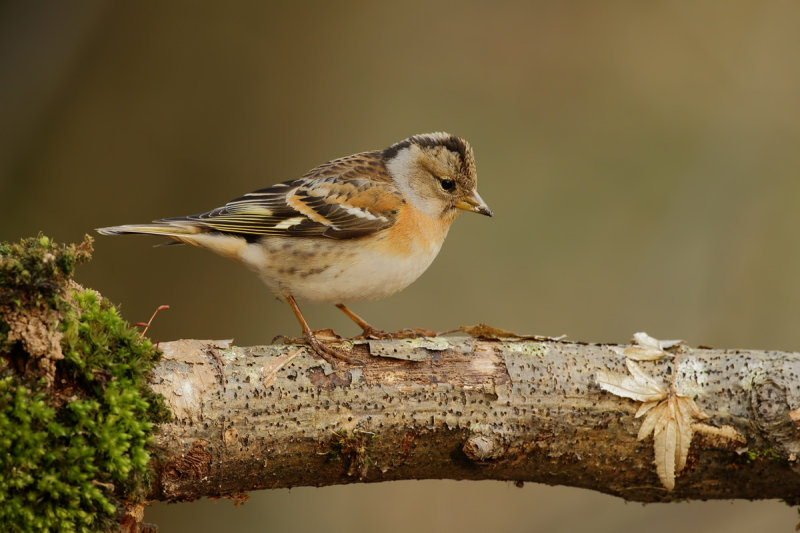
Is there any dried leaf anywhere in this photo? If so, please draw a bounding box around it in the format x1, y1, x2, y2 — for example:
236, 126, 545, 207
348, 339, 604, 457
653, 401, 678, 490
459, 324, 565, 341
621, 346, 669, 361
671, 396, 695, 473
460, 324, 518, 339
625, 359, 662, 390
633, 331, 682, 350
638, 401, 667, 441
632, 331, 661, 349
635, 400, 660, 419
596, 363, 667, 403
681, 395, 709, 421
602, 334, 712, 491
311, 328, 341, 341
643, 395, 704, 490
610, 332, 683, 361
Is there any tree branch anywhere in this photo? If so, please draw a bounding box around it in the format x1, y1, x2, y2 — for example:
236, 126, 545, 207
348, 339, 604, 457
147, 336, 800, 504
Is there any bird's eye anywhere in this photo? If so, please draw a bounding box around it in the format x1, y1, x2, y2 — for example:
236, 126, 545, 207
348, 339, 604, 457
440, 178, 456, 191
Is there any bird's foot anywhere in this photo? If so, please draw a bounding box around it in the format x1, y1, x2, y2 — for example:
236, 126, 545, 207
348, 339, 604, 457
274, 329, 361, 366
303, 331, 361, 366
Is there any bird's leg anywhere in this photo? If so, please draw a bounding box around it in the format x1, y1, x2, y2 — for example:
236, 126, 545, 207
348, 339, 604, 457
335, 304, 385, 338
285, 295, 358, 365
335, 303, 435, 339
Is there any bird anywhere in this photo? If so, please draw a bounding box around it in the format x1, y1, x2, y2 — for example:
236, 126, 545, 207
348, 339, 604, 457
97, 132, 492, 365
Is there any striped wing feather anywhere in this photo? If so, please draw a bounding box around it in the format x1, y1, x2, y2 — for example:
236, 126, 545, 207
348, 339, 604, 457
162, 152, 403, 240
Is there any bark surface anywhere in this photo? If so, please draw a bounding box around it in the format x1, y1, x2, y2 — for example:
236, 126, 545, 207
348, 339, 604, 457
147, 337, 800, 504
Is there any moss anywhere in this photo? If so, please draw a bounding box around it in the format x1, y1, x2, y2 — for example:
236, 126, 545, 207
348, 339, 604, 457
329, 429, 379, 479
0, 235, 91, 310
743, 448, 785, 464
0, 235, 170, 532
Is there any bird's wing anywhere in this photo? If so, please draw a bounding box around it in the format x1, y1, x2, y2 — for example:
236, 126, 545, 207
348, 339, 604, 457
163, 152, 403, 240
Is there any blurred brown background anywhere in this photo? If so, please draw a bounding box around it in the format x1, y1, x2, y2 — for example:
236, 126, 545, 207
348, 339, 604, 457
2, 1, 799, 531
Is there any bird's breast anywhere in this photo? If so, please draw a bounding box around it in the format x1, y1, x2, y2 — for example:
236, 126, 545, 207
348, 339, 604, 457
236, 205, 453, 304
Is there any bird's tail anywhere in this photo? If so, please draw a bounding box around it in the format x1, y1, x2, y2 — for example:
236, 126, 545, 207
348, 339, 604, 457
96, 220, 203, 238
96, 220, 249, 258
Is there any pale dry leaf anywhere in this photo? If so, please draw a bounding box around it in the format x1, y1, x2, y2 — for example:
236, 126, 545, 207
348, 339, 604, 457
638, 401, 668, 441
645, 395, 704, 490
672, 396, 695, 473
622, 332, 683, 361
681, 395, 709, 420
632, 331, 663, 350
610, 344, 664, 361
622, 346, 669, 361
657, 338, 683, 350
625, 359, 665, 392
633, 331, 683, 350
596, 367, 667, 403
603, 334, 709, 491
653, 400, 678, 491
635, 400, 660, 419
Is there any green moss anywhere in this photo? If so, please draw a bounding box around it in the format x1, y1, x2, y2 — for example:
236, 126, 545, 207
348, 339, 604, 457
0, 235, 170, 532
743, 448, 784, 464
329, 429, 379, 479
0, 235, 91, 309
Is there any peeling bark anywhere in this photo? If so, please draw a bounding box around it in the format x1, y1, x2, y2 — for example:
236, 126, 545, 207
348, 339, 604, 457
147, 337, 800, 504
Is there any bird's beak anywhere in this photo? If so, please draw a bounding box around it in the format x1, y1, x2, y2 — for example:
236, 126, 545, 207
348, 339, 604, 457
455, 190, 493, 217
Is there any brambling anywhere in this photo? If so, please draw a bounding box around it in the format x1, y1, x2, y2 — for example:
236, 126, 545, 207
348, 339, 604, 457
97, 132, 492, 365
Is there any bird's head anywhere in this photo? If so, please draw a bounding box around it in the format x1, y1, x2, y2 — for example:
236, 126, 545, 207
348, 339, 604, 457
383, 132, 493, 220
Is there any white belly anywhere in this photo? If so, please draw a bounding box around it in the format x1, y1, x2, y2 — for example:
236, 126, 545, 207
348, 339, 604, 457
236, 233, 446, 304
